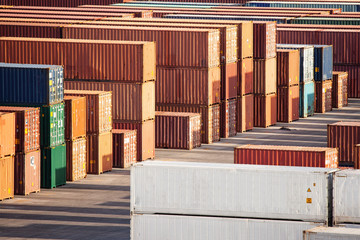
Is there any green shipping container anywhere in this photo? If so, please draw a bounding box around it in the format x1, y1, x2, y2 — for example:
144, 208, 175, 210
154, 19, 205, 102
41, 144, 66, 189
40, 102, 65, 147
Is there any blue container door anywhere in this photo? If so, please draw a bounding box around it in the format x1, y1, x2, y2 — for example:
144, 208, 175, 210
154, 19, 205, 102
323, 46, 333, 81
300, 81, 315, 118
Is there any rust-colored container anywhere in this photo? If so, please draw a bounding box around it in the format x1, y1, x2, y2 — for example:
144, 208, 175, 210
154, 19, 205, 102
354, 144, 360, 170
221, 62, 238, 100
238, 58, 253, 96
112, 129, 137, 168
333, 64, 359, 98
87, 131, 112, 175
277, 85, 300, 123
14, 150, 40, 195
64, 81, 154, 122
0, 13, 103, 20
0, 112, 15, 158
113, 120, 155, 161
155, 104, 220, 144
277, 49, 300, 87
254, 94, 277, 128
0, 22, 62, 38
0, 107, 40, 154
253, 22, 276, 59
253, 57, 277, 95
64, 90, 112, 134
220, 98, 237, 138
156, 67, 220, 105
234, 145, 338, 168
236, 94, 254, 133
155, 111, 201, 150
66, 137, 86, 181
64, 96, 86, 141
0, 156, 14, 200
315, 79, 333, 113
328, 122, 360, 167
332, 71, 348, 108
0, 37, 156, 83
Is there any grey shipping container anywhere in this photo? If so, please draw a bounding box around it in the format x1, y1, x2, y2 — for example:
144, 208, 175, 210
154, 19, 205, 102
314, 45, 333, 81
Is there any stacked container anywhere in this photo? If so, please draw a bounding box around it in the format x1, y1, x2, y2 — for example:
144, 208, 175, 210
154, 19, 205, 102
253, 22, 277, 128
332, 71, 348, 109
112, 129, 137, 168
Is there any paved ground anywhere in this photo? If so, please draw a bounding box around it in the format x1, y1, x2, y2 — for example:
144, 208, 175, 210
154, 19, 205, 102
0, 99, 359, 240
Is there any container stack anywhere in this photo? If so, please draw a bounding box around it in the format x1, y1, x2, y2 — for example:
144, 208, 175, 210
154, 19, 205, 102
112, 129, 137, 168
332, 71, 348, 109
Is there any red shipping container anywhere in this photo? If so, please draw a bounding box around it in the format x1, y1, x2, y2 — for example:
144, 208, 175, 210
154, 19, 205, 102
0, 0, 131, 7
253, 58, 277, 95
333, 65, 359, 99
66, 137, 87, 181
277, 85, 300, 123
87, 132, 112, 175
155, 111, 201, 150
0, 22, 62, 38
328, 122, 360, 167
112, 129, 137, 168
155, 104, 220, 144
64, 96, 87, 141
315, 79, 333, 113
254, 94, 277, 128
14, 150, 40, 195
236, 94, 254, 133
234, 145, 338, 168
221, 62, 238, 100
0, 107, 40, 154
113, 120, 155, 161
277, 49, 300, 87
238, 58, 253, 96
354, 144, 360, 170
220, 98, 237, 138
0, 112, 15, 158
332, 71, 348, 108
253, 22, 276, 59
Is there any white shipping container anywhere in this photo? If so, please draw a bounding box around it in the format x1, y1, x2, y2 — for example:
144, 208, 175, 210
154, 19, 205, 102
131, 161, 335, 222
304, 226, 360, 240
131, 214, 323, 240
334, 170, 360, 224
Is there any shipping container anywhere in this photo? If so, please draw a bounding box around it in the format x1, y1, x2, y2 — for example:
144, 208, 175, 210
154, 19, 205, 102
41, 144, 66, 189
66, 137, 86, 181
0, 63, 63, 106
277, 85, 300, 123
315, 79, 332, 113
314, 45, 333, 82
238, 58, 253, 96
0, 112, 15, 158
332, 71, 348, 108
14, 150, 40, 195
253, 22, 276, 59
333, 65, 360, 98
220, 98, 237, 138
304, 226, 360, 240
0, 0, 131, 7
87, 132, 112, 175
0, 107, 39, 154
253, 58, 277, 95
131, 161, 335, 223
155, 104, 220, 144
0, 22, 63, 38
112, 129, 137, 168
221, 62, 238, 100
276, 49, 300, 87
113, 120, 155, 161
64, 96, 86, 141
234, 145, 338, 168
40, 103, 65, 148
254, 94, 277, 128
64, 90, 112, 134
0, 37, 156, 83
328, 122, 360, 166
355, 145, 360, 170
155, 111, 201, 150
236, 94, 254, 133
300, 80, 315, 118
131, 214, 324, 240
0, 13, 102, 20
0, 156, 14, 200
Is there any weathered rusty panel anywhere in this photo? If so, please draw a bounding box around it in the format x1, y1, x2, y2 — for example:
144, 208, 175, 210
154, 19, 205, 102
66, 138, 86, 181
87, 132, 112, 175
238, 58, 253, 96
253, 22, 276, 59
0, 112, 15, 158
14, 150, 40, 195
253, 58, 277, 95
155, 111, 201, 150
354, 144, 360, 170
236, 94, 254, 133
155, 104, 220, 144
254, 94, 277, 128
0, 156, 14, 200
156, 67, 220, 105
112, 129, 137, 168
315, 79, 333, 113
277, 85, 300, 123
65, 81, 154, 122
234, 145, 338, 168
221, 62, 238, 100
277, 49, 300, 87
333, 65, 359, 98
64, 96, 86, 141
332, 71, 348, 108
0, 22, 62, 38
0, 107, 40, 154
328, 122, 360, 167
220, 98, 237, 138
113, 120, 155, 161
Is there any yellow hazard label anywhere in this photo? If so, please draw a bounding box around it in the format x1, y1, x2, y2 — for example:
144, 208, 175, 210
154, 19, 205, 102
8, 188, 11, 194
306, 198, 312, 204
83, 163, 85, 169
32, 182, 34, 187
109, 117, 111, 122
151, 71, 154, 76
25, 129, 28, 134
243, 63, 246, 68
315, 67, 319, 72
51, 123, 53, 128
49, 80, 53, 86
307, 188, 311, 192
290, 90, 292, 95
51, 112, 53, 117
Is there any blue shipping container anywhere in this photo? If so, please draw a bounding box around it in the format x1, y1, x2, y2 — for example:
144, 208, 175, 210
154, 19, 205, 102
313, 45, 333, 81
0, 63, 64, 107
300, 80, 315, 118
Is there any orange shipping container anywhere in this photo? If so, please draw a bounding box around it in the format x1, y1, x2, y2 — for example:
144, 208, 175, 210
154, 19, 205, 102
0, 156, 14, 200
0, 112, 15, 158
315, 79, 333, 113
112, 129, 137, 168
236, 94, 254, 133
277, 85, 300, 123
87, 132, 112, 175
253, 58, 277, 95
332, 71, 348, 108
238, 58, 253, 96
277, 49, 300, 87
14, 150, 40, 195
253, 22, 276, 59
220, 99, 237, 138
354, 144, 360, 169
221, 62, 238, 100
66, 138, 86, 181
254, 94, 277, 128
64, 96, 86, 140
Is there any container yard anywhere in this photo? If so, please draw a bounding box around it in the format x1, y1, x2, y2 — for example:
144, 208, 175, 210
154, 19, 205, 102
0, 1, 360, 239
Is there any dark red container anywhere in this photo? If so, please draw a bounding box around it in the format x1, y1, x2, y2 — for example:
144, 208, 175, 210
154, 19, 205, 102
354, 144, 360, 170
333, 65, 359, 99
277, 49, 300, 87
238, 58, 253, 96
155, 111, 201, 150
87, 132, 112, 174
254, 94, 277, 128
277, 85, 300, 123
315, 79, 333, 113
236, 94, 254, 133
221, 62, 238, 100
332, 71, 348, 108
0, 0, 130, 7
253, 22, 276, 59
220, 98, 237, 138
112, 129, 137, 168
0, 22, 62, 38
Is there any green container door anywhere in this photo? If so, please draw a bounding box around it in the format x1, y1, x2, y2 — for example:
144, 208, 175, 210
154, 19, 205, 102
41, 144, 66, 189
40, 103, 65, 147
